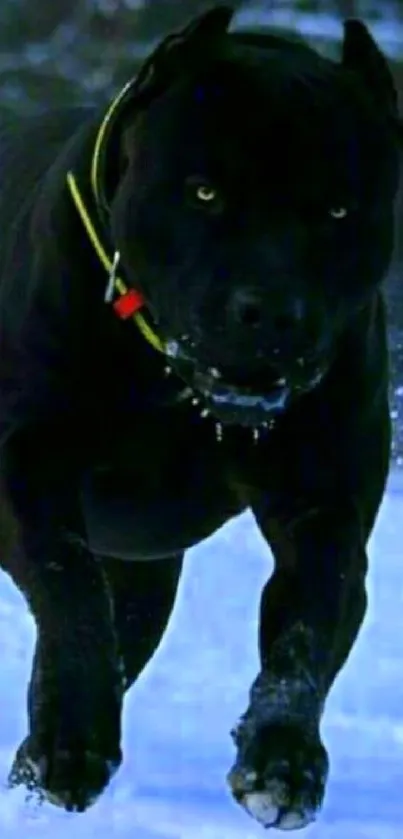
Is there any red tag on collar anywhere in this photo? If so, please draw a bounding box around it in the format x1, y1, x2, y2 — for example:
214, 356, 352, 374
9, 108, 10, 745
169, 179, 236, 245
113, 289, 145, 319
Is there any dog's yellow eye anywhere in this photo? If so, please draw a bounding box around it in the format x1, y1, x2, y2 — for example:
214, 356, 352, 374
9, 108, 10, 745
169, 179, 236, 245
186, 177, 222, 213
195, 184, 217, 203
329, 206, 348, 219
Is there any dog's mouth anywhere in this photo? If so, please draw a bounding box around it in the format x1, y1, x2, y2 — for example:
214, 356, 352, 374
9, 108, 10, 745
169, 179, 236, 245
165, 338, 326, 429
193, 365, 290, 415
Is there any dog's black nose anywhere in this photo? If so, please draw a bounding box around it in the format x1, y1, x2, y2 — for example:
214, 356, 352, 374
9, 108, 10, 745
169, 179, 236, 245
228, 288, 263, 329
228, 288, 304, 335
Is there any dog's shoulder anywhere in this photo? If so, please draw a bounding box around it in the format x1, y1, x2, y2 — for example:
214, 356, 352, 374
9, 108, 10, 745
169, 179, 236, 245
0, 104, 101, 323
0, 108, 95, 244
0, 107, 103, 434
0, 100, 168, 439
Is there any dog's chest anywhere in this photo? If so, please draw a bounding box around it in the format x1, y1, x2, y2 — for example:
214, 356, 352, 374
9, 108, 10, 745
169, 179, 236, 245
81, 405, 244, 559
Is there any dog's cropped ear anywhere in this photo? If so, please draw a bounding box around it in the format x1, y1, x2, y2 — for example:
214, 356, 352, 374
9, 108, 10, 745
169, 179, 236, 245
342, 19, 398, 115
132, 5, 235, 105
173, 4, 234, 43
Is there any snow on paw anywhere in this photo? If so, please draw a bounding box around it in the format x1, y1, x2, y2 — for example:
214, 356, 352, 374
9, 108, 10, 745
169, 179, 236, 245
227, 720, 329, 831
8, 736, 121, 812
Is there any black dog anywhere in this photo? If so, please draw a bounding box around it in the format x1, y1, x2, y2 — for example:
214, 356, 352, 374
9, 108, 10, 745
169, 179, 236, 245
0, 6, 400, 829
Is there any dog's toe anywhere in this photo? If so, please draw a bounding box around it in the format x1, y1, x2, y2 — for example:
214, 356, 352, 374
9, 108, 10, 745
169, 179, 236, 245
243, 789, 315, 831
8, 737, 121, 811
229, 766, 318, 830
242, 789, 280, 828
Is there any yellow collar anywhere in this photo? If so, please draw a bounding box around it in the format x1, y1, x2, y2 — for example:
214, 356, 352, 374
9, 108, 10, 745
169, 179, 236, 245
66, 79, 165, 356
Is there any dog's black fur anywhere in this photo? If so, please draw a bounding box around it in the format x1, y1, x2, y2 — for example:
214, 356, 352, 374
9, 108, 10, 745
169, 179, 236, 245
0, 6, 400, 829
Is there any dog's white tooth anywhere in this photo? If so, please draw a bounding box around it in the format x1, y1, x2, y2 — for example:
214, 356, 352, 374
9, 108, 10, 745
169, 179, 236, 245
215, 422, 223, 441
201, 408, 209, 418
164, 365, 172, 376
209, 367, 222, 379
192, 397, 200, 406
252, 427, 260, 442
276, 377, 287, 386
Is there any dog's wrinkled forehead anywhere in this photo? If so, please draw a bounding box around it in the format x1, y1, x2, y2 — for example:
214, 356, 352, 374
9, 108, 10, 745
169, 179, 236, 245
119, 10, 401, 215
135, 48, 395, 210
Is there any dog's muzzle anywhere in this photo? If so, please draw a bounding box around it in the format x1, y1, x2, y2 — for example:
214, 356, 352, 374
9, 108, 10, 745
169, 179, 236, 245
165, 337, 326, 433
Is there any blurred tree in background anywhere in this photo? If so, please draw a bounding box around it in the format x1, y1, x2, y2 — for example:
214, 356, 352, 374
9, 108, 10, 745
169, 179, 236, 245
0, 0, 402, 115
0, 1, 248, 114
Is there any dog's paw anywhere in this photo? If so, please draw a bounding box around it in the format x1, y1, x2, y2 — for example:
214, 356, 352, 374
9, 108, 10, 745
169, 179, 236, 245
8, 736, 121, 812
8, 632, 125, 811
227, 719, 329, 831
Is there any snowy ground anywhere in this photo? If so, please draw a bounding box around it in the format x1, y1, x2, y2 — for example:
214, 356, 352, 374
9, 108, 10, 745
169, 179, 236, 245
0, 473, 402, 837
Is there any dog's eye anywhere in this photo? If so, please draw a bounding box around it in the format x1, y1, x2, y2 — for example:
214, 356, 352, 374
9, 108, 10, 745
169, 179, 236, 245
329, 206, 348, 220
185, 177, 222, 212
196, 184, 217, 203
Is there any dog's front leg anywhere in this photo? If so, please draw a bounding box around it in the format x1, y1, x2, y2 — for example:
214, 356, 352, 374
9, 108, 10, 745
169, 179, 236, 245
228, 501, 368, 830
0, 425, 124, 812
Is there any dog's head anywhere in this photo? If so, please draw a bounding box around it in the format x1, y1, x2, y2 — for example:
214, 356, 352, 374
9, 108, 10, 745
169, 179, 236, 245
106, 7, 401, 427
